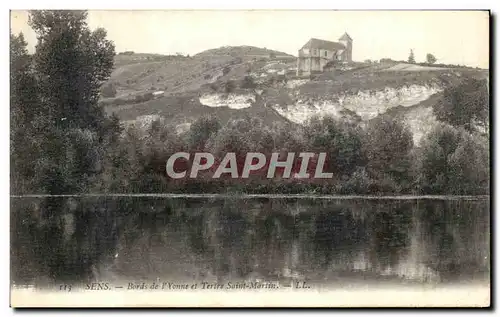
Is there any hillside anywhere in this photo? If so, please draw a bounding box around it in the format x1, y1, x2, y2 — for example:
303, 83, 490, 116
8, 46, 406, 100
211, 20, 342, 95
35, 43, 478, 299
102, 49, 488, 145
194, 45, 295, 59
104, 46, 294, 100
103, 48, 297, 126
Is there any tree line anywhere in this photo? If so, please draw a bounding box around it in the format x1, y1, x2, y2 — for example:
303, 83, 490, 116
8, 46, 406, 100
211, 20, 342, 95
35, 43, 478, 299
11, 11, 489, 198
102, 109, 488, 196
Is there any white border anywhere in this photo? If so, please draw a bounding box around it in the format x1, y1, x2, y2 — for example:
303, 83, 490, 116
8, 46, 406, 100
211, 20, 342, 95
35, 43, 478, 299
2, 1, 497, 315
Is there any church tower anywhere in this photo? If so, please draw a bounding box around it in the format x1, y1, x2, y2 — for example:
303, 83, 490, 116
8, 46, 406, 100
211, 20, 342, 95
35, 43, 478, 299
338, 32, 353, 62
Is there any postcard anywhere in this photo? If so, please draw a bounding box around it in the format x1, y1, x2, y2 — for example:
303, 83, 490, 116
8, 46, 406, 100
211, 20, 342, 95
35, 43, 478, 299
10, 9, 490, 307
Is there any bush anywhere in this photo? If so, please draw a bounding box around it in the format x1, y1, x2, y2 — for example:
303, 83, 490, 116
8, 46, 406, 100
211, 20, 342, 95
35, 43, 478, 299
231, 57, 242, 65
433, 78, 489, 133
417, 124, 489, 194
426, 53, 437, 64
380, 58, 395, 63
240, 76, 257, 89
304, 115, 364, 178
223, 80, 236, 93
185, 116, 222, 151
362, 115, 414, 189
209, 83, 218, 91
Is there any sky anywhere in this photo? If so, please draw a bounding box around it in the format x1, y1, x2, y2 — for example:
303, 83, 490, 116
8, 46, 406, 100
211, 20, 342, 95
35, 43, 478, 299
10, 10, 489, 68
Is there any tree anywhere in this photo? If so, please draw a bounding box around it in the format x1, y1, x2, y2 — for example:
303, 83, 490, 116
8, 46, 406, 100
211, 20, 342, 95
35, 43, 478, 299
10, 33, 40, 194
223, 80, 236, 93
362, 115, 414, 191
240, 75, 257, 89
185, 116, 221, 151
303, 115, 364, 178
447, 131, 489, 194
25, 10, 117, 194
417, 124, 462, 194
203, 117, 275, 182
11, 10, 120, 281
408, 49, 415, 64
29, 10, 115, 133
222, 66, 231, 76
270, 121, 305, 153
417, 124, 489, 194
426, 53, 437, 64
433, 77, 489, 134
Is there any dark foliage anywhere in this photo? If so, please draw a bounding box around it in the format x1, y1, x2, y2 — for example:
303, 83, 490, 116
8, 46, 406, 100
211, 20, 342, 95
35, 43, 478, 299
433, 77, 489, 134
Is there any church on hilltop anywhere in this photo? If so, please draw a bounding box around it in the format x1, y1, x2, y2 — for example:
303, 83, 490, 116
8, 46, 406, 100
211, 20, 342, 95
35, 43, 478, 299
296, 32, 353, 76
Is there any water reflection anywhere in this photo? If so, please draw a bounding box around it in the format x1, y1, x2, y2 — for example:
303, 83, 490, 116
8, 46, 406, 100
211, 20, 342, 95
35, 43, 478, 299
11, 197, 490, 288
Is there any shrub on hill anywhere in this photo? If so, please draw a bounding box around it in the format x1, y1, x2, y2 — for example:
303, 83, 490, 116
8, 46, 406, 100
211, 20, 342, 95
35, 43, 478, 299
119, 51, 135, 55
223, 80, 236, 93
222, 66, 231, 76
240, 76, 257, 89
433, 77, 489, 134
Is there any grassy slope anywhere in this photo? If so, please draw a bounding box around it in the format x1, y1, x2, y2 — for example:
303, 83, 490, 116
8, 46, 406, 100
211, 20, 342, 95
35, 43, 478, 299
104, 49, 488, 135
375, 67, 488, 144
105, 47, 297, 127
107, 92, 291, 128
194, 45, 295, 59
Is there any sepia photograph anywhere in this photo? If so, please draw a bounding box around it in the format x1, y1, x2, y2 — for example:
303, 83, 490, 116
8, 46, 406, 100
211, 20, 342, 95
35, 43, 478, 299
9, 9, 490, 307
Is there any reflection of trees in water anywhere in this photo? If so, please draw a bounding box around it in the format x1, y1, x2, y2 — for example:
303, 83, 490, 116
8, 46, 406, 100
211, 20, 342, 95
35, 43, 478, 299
313, 207, 367, 271
184, 204, 254, 280
419, 200, 490, 281
126, 198, 490, 283
214, 208, 252, 278
254, 211, 296, 277
184, 200, 299, 280
11, 197, 126, 285
11, 197, 490, 286
112, 200, 174, 278
369, 203, 412, 272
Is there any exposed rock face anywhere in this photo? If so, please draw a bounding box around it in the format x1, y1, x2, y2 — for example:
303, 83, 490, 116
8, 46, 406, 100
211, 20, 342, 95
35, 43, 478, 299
272, 84, 443, 145
273, 84, 442, 124
199, 93, 255, 109
123, 114, 165, 130
175, 122, 192, 135
286, 79, 309, 89
399, 105, 439, 146
122, 82, 444, 146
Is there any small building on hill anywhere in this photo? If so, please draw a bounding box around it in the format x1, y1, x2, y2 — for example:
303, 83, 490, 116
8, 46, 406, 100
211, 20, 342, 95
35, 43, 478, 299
296, 32, 353, 76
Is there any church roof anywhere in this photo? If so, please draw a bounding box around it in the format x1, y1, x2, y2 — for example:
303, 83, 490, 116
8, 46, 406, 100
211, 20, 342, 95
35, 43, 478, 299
339, 32, 353, 41
302, 38, 346, 51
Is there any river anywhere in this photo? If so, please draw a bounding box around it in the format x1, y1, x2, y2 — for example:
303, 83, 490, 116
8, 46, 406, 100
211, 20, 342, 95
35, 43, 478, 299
10, 196, 490, 290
